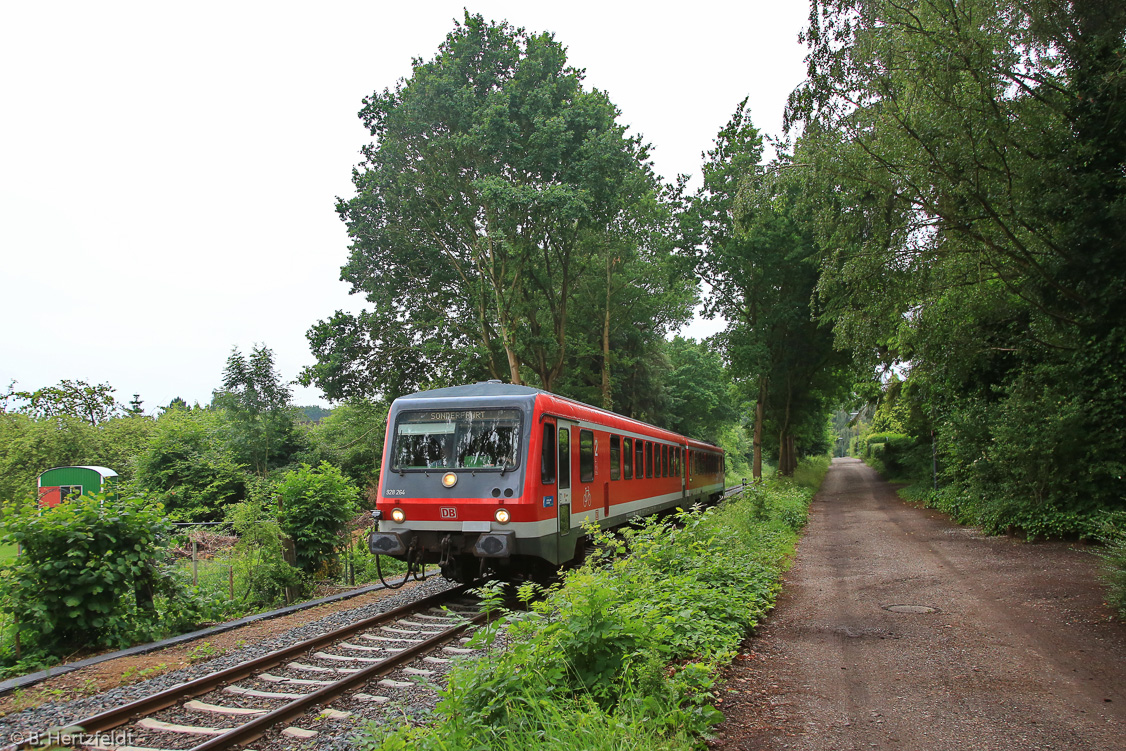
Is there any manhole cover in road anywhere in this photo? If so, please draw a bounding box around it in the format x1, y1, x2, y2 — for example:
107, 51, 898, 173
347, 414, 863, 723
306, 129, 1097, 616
883, 604, 938, 614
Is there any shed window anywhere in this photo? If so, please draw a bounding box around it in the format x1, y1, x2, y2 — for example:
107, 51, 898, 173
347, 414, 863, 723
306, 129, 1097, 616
579, 429, 594, 483
541, 423, 556, 485
60, 485, 83, 500
623, 437, 633, 480
610, 435, 621, 480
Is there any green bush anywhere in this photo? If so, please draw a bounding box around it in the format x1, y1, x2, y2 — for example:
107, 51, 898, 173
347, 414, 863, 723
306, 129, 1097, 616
130, 408, 248, 522
359, 463, 820, 750
0, 492, 187, 655
1099, 516, 1126, 620
278, 462, 359, 575
225, 488, 304, 608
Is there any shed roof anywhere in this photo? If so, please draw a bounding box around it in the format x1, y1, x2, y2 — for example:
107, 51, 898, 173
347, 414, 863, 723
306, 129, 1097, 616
37, 466, 119, 482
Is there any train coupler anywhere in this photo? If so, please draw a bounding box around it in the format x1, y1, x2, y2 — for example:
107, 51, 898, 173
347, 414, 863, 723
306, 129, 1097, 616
437, 534, 454, 569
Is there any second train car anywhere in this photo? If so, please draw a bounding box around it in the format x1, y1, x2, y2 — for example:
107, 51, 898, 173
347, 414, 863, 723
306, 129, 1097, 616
368, 382, 726, 582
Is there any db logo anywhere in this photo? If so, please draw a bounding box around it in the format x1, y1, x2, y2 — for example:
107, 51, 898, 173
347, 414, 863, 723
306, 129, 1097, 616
440, 507, 457, 519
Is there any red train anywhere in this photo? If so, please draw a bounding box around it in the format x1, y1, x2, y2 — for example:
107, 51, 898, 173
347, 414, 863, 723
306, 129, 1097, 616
368, 382, 726, 582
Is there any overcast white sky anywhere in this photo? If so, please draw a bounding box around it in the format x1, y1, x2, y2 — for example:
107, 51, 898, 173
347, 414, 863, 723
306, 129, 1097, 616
0, 1, 810, 410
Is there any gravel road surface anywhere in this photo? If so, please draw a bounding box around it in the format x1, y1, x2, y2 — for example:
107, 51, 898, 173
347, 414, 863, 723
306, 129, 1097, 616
713, 458, 1125, 751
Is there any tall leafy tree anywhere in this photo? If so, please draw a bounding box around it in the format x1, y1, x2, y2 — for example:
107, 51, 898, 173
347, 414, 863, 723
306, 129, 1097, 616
214, 345, 299, 476
130, 407, 248, 522
129, 405, 248, 522
660, 337, 737, 443
300, 399, 389, 495
789, 0, 1126, 532
694, 102, 849, 477
5, 380, 122, 426
305, 12, 682, 399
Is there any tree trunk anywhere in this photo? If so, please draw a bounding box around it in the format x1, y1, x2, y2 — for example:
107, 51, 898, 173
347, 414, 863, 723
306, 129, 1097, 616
503, 342, 522, 385
753, 379, 766, 482
601, 255, 613, 410
779, 378, 794, 477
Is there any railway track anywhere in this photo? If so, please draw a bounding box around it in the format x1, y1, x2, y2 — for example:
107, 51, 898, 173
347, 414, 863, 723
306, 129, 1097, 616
13, 585, 487, 751
9, 486, 749, 751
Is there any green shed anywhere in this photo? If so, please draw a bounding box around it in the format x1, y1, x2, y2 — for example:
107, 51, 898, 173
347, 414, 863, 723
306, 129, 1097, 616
37, 466, 119, 508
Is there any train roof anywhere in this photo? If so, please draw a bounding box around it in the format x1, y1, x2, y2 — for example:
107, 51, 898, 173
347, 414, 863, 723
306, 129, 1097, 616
399, 382, 543, 399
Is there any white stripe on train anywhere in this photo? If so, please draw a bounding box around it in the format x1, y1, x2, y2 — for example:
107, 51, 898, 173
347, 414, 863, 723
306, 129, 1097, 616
381, 483, 724, 536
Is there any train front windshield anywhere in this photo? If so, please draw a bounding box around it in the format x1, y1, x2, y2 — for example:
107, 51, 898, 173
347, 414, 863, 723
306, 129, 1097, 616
391, 409, 522, 470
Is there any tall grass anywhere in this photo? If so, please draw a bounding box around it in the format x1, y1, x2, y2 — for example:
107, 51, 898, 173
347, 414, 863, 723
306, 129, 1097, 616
791, 455, 830, 490
357, 459, 825, 751
1098, 516, 1126, 619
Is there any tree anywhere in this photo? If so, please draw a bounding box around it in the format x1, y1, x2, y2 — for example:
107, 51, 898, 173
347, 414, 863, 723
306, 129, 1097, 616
305, 12, 683, 399
5, 380, 122, 426
278, 462, 359, 575
214, 345, 300, 476
301, 399, 389, 495
660, 337, 736, 443
130, 407, 248, 521
788, 0, 1126, 533
694, 102, 849, 477
165, 397, 189, 412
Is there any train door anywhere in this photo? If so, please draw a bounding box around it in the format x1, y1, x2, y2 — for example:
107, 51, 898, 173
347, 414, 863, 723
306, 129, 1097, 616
557, 420, 574, 538
680, 445, 687, 499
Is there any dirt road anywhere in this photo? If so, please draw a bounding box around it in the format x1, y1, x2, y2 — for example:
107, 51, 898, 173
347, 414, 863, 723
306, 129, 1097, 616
713, 458, 1125, 751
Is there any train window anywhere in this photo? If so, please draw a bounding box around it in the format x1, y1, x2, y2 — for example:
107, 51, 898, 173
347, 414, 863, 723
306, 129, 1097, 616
634, 439, 644, 480
645, 441, 653, 478
559, 427, 571, 489
662, 445, 669, 478
392, 409, 520, 470
579, 430, 594, 483
673, 447, 680, 477
610, 435, 621, 480
541, 423, 556, 485
623, 437, 633, 480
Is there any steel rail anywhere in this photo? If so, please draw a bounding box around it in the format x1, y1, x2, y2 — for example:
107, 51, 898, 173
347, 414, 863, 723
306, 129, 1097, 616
19, 583, 472, 748
187, 610, 490, 751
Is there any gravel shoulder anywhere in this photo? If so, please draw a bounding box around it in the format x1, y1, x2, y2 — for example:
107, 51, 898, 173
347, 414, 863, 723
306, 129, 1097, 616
712, 457, 1126, 751
0, 577, 455, 734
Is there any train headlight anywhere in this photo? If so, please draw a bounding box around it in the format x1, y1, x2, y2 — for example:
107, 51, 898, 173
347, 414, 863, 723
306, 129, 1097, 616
442, 472, 458, 488
494, 508, 511, 524
391, 508, 406, 524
